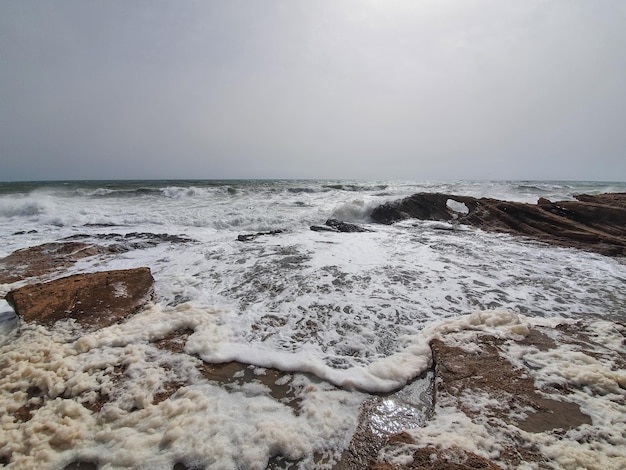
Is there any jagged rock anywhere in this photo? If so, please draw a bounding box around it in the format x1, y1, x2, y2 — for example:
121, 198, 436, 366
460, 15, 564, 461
0, 242, 112, 284
310, 219, 372, 233
237, 230, 284, 242
370, 192, 626, 256
5, 268, 155, 329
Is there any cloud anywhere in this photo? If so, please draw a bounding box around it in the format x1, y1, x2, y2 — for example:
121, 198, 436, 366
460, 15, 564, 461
1, 0, 625, 181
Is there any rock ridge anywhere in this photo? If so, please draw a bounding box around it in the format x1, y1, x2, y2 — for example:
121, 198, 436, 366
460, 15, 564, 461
370, 192, 626, 256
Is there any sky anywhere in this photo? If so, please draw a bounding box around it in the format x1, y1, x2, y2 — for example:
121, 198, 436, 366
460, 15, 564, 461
1, 0, 625, 182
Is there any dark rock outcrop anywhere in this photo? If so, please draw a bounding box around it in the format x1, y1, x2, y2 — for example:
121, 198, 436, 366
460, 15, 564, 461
5, 268, 155, 329
370, 192, 626, 256
237, 230, 284, 242
63, 232, 195, 250
310, 219, 372, 233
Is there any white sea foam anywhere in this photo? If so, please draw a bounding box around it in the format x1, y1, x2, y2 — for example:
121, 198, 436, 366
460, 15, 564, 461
0, 303, 365, 469
1, 307, 623, 468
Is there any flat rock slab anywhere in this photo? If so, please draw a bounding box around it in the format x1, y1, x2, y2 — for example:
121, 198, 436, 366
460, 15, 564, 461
5, 268, 155, 330
0, 242, 111, 284
430, 335, 591, 434
369, 320, 625, 469
1, 234, 194, 285
370, 440, 503, 470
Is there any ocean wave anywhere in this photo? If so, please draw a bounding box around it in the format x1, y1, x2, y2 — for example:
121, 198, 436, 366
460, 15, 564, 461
515, 183, 554, 192
330, 198, 382, 222
322, 183, 388, 192
76, 187, 116, 197
287, 187, 321, 194
0, 197, 50, 218
83, 186, 171, 198
81, 185, 230, 201
160, 186, 205, 199
80, 187, 156, 198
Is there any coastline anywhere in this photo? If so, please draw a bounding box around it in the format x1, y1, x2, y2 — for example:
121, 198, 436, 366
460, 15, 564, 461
1, 189, 625, 469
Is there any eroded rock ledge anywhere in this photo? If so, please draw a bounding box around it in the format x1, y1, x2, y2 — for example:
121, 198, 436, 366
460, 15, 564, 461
370, 192, 626, 256
0, 242, 112, 284
0, 232, 194, 284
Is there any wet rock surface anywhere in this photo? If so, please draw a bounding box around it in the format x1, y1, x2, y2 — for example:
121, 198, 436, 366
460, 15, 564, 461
369, 321, 625, 469
430, 335, 591, 434
153, 326, 308, 412
62, 232, 195, 250
5, 268, 155, 330
237, 229, 284, 241
370, 192, 626, 256
0, 242, 112, 284
0, 233, 194, 284
311, 219, 373, 233
371, 440, 503, 470
337, 372, 434, 470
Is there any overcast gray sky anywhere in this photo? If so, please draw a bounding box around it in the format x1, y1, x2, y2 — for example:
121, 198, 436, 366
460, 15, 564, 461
1, 0, 625, 181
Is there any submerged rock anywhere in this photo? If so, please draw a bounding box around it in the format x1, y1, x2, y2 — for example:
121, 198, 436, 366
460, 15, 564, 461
370, 192, 626, 256
63, 231, 195, 250
237, 229, 284, 242
310, 219, 372, 233
5, 267, 155, 330
0, 242, 111, 284
0, 234, 195, 285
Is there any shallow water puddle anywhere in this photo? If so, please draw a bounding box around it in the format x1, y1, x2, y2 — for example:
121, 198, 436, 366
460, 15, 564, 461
335, 370, 434, 470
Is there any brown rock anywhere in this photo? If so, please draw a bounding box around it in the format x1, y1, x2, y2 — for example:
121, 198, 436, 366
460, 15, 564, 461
430, 336, 591, 434
0, 242, 111, 284
369, 441, 503, 469
367, 321, 625, 469
5, 268, 155, 329
333, 398, 390, 470
370, 192, 626, 256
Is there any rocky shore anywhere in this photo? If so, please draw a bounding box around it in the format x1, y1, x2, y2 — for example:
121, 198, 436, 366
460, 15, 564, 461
365, 315, 625, 469
1, 193, 625, 468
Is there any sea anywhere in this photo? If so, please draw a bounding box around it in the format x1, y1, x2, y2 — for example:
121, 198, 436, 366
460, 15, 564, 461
0, 179, 625, 469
